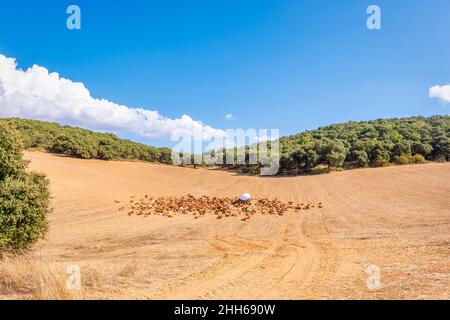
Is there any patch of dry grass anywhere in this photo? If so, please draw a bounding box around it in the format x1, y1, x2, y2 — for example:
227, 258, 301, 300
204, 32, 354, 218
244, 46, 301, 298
0, 254, 77, 300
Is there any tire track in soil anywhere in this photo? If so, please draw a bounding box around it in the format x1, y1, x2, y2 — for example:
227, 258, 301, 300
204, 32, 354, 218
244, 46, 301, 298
157, 220, 328, 300
157, 227, 300, 299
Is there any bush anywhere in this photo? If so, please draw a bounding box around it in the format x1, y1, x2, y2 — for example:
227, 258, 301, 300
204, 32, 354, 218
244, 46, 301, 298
413, 154, 427, 164
319, 140, 347, 168
0, 124, 50, 252
373, 155, 390, 167
0, 123, 26, 181
305, 149, 319, 170
0, 173, 50, 251
397, 153, 413, 165
352, 150, 369, 168
50, 134, 98, 159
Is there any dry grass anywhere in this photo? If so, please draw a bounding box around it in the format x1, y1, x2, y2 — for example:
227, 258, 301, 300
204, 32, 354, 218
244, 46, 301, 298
0, 254, 142, 300
0, 254, 77, 300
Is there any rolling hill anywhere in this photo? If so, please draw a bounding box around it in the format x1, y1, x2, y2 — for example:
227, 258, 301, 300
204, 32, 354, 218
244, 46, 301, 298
1, 116, 449, 175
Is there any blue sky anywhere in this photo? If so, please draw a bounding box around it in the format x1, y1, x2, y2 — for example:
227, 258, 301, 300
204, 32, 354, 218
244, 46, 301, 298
0, 0, 449, 147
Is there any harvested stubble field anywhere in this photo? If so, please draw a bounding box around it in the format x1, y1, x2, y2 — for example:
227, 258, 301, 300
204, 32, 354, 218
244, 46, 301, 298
1, 151, 449, 299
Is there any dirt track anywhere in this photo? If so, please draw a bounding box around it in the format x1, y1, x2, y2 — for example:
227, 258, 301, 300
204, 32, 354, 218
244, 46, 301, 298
18, 152, 450, 299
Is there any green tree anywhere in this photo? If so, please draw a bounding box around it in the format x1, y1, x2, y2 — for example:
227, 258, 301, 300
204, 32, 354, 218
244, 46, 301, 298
352, 150, 369, 168
0, 124, 50, 251
411, 142, 433, 158
0, 123, 26, 181
0, 173, 50, 250
305, 149, 319, 170
323, 140, 347, 168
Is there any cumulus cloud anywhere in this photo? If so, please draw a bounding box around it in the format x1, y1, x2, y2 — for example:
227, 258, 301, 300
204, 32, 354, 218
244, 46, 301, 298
0, 53, 226, 140
429, 84, 450, 104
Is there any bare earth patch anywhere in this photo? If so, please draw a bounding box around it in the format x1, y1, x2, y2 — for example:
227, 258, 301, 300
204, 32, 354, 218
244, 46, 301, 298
1, 151, 448, 299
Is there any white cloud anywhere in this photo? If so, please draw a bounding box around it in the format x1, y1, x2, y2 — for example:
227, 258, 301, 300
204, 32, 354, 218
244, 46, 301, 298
225, 113, 236, 120
429, 84, 450, 104
0, 53, 226, 140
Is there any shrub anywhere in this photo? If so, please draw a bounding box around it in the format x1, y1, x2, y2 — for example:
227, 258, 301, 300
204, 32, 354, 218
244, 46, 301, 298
305, 149, 319, 170
320, 140, 347, 168
413, 154, 427, 164
397, 153, 413, 165
327, 150, 346, 168
373, 155, 390, 167
392, 142, 411, 159
50, 134, 97, 159
0, 124, 50, 252
0, 123, 26, 181
0, 173, 50, 251
352, 150, 369, 168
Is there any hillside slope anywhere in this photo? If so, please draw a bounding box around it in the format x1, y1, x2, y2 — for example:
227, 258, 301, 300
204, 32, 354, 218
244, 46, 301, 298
275, 115, 450, 174
1, 151, 447, 299
1, 116, 449, 175
0, 118, 173, 163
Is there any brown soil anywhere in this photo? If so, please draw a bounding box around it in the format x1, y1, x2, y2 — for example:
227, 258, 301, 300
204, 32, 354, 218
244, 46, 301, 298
2, 151, 449, 299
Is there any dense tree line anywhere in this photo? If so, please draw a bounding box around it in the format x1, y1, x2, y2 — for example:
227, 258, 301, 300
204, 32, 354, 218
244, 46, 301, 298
0, 118, 173, 164
275, 115, 450, 174
0, 123, 50, 251
214, 116, 449, 175
1, 116, 448, 175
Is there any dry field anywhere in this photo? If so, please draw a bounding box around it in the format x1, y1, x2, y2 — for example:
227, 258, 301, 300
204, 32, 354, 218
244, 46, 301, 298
1, 151, 449, 299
